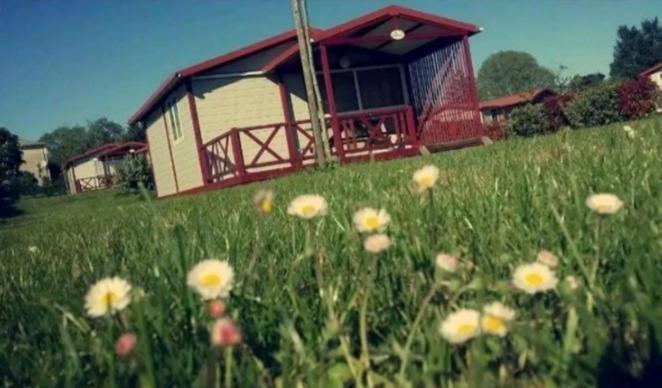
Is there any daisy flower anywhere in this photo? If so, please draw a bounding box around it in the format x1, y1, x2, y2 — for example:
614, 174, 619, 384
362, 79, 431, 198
536, 250, 559, 268
565, 275, 580, 290
481, 302, 516, 337
512, 262, 558, 294
28, 246, 38, 253
253, 189, 274, 215
585, 193, 623, 215
287, 194, 327, 219
363, 234, 391, 254
412, 165, 440, 192
353, 207, 390, 233
435, 252, 459, 273
84, 277, 132, 318
187, 259, 235, 300
439, 309, 481, 344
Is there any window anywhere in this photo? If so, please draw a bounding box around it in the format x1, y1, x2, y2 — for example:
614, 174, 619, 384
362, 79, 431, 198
166, 99, 183, 141
316, 65, 406, 113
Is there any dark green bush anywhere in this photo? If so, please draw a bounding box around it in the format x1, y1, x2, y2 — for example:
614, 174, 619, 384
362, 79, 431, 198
507, 104, 551, 137
564, 82, 624, 128
116, 154, 153, 193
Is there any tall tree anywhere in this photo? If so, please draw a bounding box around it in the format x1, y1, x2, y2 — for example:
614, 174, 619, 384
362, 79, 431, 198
610, 18, 662, 79
567, 73, 606, 92
0, 127, 23, 207
477, 51, 556, 100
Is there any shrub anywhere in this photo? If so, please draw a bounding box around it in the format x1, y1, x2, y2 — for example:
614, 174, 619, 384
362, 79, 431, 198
507, 104, 550, 137
14, 171, 39, 196
116, 154, 153, 193
618, 77, 659, 119
542, 94, 572, 130
563, 82, 623, 128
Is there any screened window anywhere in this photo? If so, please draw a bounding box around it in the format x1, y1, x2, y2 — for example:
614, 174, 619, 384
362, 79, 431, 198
166, 99, 183, 140
316, 65, 406, 113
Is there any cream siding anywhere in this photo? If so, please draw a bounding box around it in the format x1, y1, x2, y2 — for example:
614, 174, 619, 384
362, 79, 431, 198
146, 110, 178, 197
198, 41, 294, 75
20, 146, 50, 185
167, 86, 204, 191
193, 76, 292, 172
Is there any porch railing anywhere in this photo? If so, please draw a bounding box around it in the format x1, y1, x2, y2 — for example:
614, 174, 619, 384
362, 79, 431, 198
202, 105, 419, 185
75, 175, 118, 193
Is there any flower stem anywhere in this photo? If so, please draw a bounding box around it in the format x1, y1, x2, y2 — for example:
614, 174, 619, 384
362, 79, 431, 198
224, 347, 233, 388
397, 282, 440, 381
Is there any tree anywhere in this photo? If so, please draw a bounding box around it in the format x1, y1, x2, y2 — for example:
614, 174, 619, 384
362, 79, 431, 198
0, 127, 23, 209
122, 123, 146, 142
610, 18, 662, 79
86, 118, 124, 146
477, 51, 557, 100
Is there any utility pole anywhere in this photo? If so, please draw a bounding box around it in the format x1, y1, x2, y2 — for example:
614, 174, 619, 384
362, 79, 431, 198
290, 0, 330, 167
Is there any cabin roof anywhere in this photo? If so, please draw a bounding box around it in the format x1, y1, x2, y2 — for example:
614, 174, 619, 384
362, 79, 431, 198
479, 88, 556, 110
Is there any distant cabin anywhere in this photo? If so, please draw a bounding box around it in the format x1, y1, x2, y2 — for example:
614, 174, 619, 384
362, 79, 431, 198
19, 139, 50, 185
65, 142, 147, 194
479, 88, 557, 124
129, 5, 486, 199
640, 62, 662, 112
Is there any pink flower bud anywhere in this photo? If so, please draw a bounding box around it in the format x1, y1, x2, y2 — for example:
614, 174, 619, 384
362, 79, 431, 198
211, 319, 242, 347
208, 300, 226, 318
115, 332, 137, 357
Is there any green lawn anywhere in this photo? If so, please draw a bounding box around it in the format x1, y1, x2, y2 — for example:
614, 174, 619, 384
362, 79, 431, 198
2, 119, 661, 386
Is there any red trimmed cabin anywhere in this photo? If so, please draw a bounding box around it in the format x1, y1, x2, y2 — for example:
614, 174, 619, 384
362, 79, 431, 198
65, 142, 148, 194
479, 88, 557, 124
128, 5, 485, 199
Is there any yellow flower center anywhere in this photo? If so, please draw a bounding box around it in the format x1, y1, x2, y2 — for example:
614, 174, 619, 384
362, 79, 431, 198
201, 274, 222, 286
365, 216, 380, 229
301, 204, 316, 217
102, 292, 118, 308
457, 324, 476, 336
417, 176, 433, 188
483, 316, 505, 333
525, 273, 544, 286
260, 200, 272, 214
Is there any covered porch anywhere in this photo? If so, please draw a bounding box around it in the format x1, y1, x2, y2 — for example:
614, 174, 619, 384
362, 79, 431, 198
202, 6, 483, 187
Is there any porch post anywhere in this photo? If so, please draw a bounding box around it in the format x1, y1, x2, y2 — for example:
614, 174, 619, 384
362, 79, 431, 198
319, 44, 345, 160
277, 76, 301, 168
185, 78, 211, 185
461, 35, 484, 136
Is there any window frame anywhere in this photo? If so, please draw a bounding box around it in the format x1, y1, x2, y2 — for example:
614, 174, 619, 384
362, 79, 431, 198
166, 98, 183, 142
316, 63, 409, 114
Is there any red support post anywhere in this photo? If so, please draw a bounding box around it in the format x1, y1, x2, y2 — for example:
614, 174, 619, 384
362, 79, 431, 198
230, 128, 247, 177
461, 35, 484, 136
277, 76, 301, 168
185, 78, 211, 185
405, 106, 419, 148
320, 44, 345, 160
71, 166, 79, 194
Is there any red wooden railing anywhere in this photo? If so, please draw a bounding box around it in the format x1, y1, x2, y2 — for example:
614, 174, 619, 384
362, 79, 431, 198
76, 175, 118, 192
202, 106, 418, 186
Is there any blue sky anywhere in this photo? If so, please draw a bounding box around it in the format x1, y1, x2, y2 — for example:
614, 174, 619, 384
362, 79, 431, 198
0, 0, 659, 140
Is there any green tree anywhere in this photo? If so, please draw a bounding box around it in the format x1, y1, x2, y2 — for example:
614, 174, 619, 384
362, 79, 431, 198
567, 73, 606, 92
610, 18, 662, 79
39, 125, 89, 168
0, 127, 23, 209
477, 51, 556, 100
121, 123, 146, 142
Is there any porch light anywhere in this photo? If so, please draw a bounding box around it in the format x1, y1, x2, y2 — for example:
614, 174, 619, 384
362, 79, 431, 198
390, 28, 406, 40
339, 56, 351, 69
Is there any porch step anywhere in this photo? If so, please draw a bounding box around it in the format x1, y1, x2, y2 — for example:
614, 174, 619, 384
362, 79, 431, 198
424, 137, 486, 153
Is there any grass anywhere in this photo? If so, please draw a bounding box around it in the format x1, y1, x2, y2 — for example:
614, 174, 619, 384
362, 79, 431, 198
1, 118, 662, 386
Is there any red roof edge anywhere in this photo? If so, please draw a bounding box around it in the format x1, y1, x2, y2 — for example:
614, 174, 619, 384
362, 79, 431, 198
479, 88, 555, 110
65, 142, 146, 167
318, 4, 481, 43
639, 62, 662, 77
128, 29, 311, 125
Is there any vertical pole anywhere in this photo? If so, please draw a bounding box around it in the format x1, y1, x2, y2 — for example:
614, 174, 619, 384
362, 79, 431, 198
71, 165, 79, 194
277, 77, 301, 168
185, 78, 211, 185
290, 0, 327, 167
320, 44, 344, 160
462, 35, 483, 137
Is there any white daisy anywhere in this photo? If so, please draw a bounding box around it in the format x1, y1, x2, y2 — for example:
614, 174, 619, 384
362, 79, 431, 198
253, 189, 274, 215
435, 253, 459, 273
439, 309, 481, 344
84, 277, 132, 318
481, 302, 516, 337
363, 234, 391, 254
585, 193, 623, 215
287, 194, 327, 219
412, 165, 440, 192
187, 259, 235, 300
353, 207, 390, 233
512, 262, 558, 294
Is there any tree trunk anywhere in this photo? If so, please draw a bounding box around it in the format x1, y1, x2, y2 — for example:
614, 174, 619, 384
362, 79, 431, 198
290, 0, 328, 167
